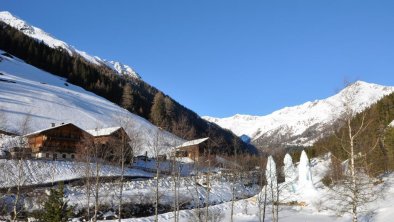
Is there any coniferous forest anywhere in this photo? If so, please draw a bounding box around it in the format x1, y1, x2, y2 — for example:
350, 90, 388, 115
0, 21, 253, 154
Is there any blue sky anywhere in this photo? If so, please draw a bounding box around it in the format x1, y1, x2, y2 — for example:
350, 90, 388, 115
3, 0, 394, 118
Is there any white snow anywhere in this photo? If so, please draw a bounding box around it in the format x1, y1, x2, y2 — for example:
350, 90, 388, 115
0, 51, 183, 156
298, 150, 315, 192
203, 81, 394, 146
283, 153, 297, 184
0, 159, 152, 188
390, 120, 394, 127
102, 154, 394, 222
86, 126, 122, 137
0, 11, 140, 79
176, 137, 209, 148
265, 156, 277, 190
101, 60, 141, 79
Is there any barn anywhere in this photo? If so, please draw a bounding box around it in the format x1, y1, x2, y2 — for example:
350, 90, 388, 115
175, 137, 210, 161
86, 127, 132, 161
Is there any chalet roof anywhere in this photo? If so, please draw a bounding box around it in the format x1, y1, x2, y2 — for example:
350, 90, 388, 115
86, 126, 122, 137
24, 123, 83, 137
176, 137, 209, 149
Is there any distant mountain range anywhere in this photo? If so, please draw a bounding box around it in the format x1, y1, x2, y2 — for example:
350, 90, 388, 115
204, 81, 394, 149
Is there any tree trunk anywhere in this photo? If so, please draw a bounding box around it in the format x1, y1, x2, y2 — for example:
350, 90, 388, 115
348, 119, 358, 222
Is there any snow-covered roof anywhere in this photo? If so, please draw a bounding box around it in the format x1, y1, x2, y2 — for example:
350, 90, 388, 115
24, 123, 78, 137
86, 126, 122, 137
176, 137, 209, 149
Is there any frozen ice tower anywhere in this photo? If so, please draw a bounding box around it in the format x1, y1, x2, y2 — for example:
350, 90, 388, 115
298, 150, 314, 189
266, 156, 277, 187
283, 153, 297, 192
283, 153, 297, 183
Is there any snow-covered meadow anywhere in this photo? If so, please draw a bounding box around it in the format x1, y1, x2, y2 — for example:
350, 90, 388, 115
98, 153, 394, 222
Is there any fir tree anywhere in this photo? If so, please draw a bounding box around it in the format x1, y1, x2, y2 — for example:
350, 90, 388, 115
39, 183, 73, 222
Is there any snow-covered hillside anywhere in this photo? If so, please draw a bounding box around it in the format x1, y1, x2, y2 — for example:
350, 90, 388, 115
0, 11, 140, 79
0, 50, 182, 156
204, 81, 394, 147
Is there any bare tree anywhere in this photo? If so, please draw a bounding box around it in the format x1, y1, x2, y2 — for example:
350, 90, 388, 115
152, 128, 164, 222
113, 118, 141, 221
230, 138, 240, 222
328, 82, 382, 222
76, 131, 95, 220
11, 113, 31, 221
257, 156, 268, 222
91, 129, 113, 222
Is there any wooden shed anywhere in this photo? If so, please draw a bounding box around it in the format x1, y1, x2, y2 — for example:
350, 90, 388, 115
175, 137, 210, 161
25, 123, 93, 160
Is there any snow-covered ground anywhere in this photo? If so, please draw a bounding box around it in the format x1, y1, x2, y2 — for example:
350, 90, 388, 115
0, 11, 140, 79
106, 154, 394, 222
0, 159, 152, 188
63, 174, 260, 214
0, 51, 183, 156
203, 81, 394, 146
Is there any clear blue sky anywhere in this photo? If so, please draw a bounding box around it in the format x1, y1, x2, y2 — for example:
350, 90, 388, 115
3, 0, 394, 118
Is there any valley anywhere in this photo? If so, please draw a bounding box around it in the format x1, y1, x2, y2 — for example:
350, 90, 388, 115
0, 8, 394, 222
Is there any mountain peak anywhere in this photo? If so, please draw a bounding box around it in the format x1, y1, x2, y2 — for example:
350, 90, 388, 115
0, 11, 140, 79
203, 81, 394, 148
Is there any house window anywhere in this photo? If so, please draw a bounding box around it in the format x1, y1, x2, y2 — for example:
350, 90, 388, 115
62, 154, 67, 159
53, 153, 57, 160
46, 153, 50, 158
71, 154, 75, 159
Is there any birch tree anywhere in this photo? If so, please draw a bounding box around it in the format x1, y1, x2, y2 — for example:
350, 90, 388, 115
11, 114, 31, 221
328, 82, 382, 222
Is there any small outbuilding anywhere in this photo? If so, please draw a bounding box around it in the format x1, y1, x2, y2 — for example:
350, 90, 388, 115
86, 127, 131, 161
175, 137, 210, 161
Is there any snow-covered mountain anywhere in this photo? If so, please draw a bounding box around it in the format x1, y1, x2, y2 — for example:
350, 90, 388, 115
0, 50, 182, 156
203, 81, 394, 148
0, 11, 140, 79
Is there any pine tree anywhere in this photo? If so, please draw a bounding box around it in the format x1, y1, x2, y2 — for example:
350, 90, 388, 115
150, 92, 166, 127
121, 83, 134, 111
39, 182, 73, 222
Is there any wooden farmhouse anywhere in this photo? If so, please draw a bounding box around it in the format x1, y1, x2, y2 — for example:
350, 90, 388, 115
86, 127, 131, 161
25, 123, 93, 160
175, 137, 210, 161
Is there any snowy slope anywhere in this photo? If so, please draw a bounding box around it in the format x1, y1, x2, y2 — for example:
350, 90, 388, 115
0, 11, 140, 79
0, 51, 183, 156
204, 81, 394, 147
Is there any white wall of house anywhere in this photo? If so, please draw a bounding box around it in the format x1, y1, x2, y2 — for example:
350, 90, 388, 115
34, 151, 76, 160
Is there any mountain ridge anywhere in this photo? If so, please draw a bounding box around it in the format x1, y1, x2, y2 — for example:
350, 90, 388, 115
0, 11, 140, 79
203, 81, 394, 149
0, 11, 252, 154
